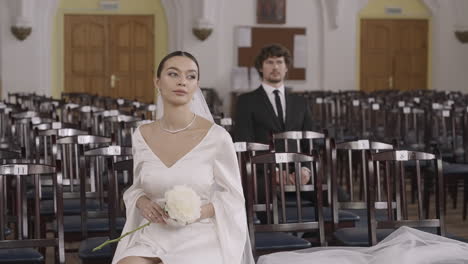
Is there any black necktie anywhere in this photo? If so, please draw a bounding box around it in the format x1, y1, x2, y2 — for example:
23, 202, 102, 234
273, 90, 285, 129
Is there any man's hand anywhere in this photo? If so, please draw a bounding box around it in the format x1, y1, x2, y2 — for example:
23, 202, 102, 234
274, 167, 311, 185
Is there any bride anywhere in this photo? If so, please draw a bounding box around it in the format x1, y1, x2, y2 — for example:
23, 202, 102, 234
112, 51, 254, 264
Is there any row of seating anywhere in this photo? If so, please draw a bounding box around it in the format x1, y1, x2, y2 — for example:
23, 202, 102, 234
0, 90, 466, 263
234, 135, 450, 258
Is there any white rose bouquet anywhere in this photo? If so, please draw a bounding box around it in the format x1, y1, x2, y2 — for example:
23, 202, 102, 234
93, 185, 201, 251
164, 185, 202, 226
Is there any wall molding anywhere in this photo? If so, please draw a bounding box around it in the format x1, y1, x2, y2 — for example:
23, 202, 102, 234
316, 0, 325, 90
161, 0, 184, 51
323, 0, 340, 30
39, 0, 59, 96
422, 0, 440, 16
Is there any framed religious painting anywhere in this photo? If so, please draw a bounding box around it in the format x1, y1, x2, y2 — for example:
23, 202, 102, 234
257, 0, 286, 24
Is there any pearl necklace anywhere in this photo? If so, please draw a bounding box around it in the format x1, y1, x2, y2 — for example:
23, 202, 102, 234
160, 114, 197, 134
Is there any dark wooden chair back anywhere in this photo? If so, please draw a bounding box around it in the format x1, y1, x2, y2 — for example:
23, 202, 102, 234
329, 139, 394, 229
0, 161, 65, 264
81, 146, 132, 239
103, 115, 141, 147
367, 150, 445, 245
246, 152, 326, 257
273, 130, 325, 154
234, 142, 270, 201
54, 135, 112, 216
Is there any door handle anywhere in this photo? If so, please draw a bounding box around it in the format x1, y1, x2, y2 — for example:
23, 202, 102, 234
388, 76, 393, 89
110, 74, 120, 88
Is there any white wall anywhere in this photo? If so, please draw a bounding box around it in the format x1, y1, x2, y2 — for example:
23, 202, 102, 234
0, 2, 3, 97
432, 1, 468, 92
171, 0, 322, 114
0, 0, 467, 113
0, 0, 57, 99
323, 0, 361, 91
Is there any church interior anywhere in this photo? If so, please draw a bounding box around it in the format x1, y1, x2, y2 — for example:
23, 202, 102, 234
0, 0, 468, 263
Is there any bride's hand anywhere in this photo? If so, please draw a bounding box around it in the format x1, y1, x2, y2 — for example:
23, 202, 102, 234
136, 196, 168, 224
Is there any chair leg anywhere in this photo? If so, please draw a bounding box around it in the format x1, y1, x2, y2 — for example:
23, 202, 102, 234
411, 174, 417, 204
424, 175, 432, 219
451, 178, 458, 209
463, 177, 467, 221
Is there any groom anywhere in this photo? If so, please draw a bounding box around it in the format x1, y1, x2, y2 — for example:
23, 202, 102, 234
233, 43, 313, 151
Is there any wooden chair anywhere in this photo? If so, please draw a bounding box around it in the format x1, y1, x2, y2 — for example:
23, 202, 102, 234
41, 135, 113, 243
78, 146, 132, 264
61, 92, 94, 106
273, 131, 326, 197
273, 130, 325, 154
0, 161, 65, 264
103, 115, 141, 147
329, 139, 394, 246
133, 103, 157, 120
233, 142, 270, 200
78, 106, 104, 133
367, 150, 446, 245
437, 106, 468, 220
35, 128, 88, 165
0, 149, 21, 162
246, 152, 326, 258
0, 104, 15, 145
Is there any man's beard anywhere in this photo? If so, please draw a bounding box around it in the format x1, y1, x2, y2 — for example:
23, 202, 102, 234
265, 73, 283, 83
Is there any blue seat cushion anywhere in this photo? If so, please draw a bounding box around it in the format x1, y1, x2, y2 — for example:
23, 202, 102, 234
0, 248, 43, 263
52, 215, 126, 233
255, 232, 311, 251
284, 207, 360, 223
26, 185, 74, 200
334, 227, 395, 246
101, 173, 128, 185
348, 208, 390, 228
79, 236, 114, 260
441, 162, 468, 175
41, 199, 106, 216
4, 227, 11, 236
403, 159, 431, 168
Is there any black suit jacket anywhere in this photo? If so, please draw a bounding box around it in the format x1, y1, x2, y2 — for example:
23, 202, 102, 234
233, 86, 313, 149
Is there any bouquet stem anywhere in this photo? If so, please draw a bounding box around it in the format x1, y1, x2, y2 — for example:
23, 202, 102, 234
92, 222, 151, 252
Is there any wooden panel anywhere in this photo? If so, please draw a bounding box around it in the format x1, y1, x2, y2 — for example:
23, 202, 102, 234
65, 15, 154, 102
110, 15, 154, 102
238, 27, 306, 80
393, 20, 428, 91
360, 19, 428, 92
360, 20, 393, 92
65, 15, 108, 95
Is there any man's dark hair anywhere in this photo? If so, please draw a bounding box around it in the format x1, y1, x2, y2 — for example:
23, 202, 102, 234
156, 51, 200, 80
254, 44, 291, 78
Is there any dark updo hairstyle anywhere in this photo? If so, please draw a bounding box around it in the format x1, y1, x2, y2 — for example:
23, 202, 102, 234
254, 44, 291, 78
156, 51, 200, 80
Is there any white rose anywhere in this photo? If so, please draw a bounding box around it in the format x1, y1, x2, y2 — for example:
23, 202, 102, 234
164, 185, 201, 225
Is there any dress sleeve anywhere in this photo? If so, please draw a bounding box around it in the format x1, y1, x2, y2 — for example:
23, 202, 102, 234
122, 131, 146, 215
211, 128, 255, 264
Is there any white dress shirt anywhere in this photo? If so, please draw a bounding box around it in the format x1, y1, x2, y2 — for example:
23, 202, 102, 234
262, 83, 286, 118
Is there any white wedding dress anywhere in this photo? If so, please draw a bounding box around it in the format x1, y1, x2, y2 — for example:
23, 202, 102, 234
112, 124, 254, 264
258, 226, 468, 264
